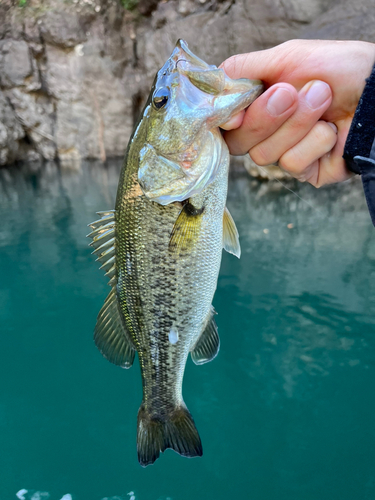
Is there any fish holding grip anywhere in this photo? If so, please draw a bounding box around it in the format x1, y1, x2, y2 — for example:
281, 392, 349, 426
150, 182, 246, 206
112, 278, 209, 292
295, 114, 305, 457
88, 39, 263, 467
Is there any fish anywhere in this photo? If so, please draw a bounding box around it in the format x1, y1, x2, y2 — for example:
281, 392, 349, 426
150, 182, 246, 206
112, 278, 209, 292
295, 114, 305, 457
88, 39, 262, 467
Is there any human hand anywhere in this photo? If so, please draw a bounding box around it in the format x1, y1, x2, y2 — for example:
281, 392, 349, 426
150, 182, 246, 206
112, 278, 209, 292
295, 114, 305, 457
220, 39, 375, 187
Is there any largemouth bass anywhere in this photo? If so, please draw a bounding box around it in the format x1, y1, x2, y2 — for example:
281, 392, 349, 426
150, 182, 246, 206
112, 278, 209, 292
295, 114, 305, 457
88, 40, 262, 467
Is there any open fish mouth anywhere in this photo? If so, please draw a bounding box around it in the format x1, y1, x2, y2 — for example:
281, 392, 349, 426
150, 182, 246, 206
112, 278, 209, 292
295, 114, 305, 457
137, 39, 263, 206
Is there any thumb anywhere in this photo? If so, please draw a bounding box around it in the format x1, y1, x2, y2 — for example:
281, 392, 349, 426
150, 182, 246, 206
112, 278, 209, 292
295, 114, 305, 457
220, 41, 312, 88
221, 49, 281, 83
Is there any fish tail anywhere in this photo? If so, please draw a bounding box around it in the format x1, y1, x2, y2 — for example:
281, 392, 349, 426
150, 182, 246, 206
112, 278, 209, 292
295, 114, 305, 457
137, 404, 202, 467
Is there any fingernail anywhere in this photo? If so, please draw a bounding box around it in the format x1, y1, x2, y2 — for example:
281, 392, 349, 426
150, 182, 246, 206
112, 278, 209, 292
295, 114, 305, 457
326, 122, 338, 133
266, 88, 295, 116
305, 81, 331, 109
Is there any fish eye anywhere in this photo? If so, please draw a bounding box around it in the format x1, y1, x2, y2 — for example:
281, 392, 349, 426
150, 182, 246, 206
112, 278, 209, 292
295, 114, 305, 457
153, 87, 170, 110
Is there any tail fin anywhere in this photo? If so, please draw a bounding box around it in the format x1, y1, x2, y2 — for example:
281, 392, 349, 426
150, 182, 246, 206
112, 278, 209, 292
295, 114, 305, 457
137, 404, 202, 467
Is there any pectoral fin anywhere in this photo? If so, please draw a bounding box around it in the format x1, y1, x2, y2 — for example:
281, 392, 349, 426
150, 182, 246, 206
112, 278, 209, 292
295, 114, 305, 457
191, 306, 220, 365
169, 202, 204, 256
94, 288, 136, 368
223, 207, 241, 258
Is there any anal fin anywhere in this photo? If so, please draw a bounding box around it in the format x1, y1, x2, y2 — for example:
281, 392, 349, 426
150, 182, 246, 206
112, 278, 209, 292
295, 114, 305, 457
223, 206, 241, 258
94, 289, 136, 368
191, 306, 220, 365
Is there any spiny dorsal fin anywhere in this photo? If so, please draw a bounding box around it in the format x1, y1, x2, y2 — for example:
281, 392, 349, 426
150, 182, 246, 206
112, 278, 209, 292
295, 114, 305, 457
169, 202, 204, 256
94, 288, 136, 368
87, 210, 116, 286
223, 206, 241, 258
191, 306, 220, 365
88, 211, 135, 367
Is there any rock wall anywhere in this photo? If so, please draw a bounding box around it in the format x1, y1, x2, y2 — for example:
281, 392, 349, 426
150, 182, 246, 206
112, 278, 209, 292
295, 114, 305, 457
0, 0, 374, 167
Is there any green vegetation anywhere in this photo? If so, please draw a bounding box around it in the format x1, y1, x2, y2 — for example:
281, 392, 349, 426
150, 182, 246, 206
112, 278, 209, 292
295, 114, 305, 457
19, 0, 27, 6
120, 0, 138, 11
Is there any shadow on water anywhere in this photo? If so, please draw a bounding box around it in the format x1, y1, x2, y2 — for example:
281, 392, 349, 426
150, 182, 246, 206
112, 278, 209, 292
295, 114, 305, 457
0, 160, 375, 500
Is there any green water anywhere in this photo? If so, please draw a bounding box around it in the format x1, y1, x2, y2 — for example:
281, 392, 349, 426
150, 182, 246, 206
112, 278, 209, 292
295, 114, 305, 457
1, 161, 375, 500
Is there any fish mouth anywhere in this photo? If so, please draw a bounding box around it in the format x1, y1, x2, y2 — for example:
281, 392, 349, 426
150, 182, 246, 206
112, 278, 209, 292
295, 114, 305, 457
173, 39, 212, 70
139, 40, 263, 206
175, 58, 189, 70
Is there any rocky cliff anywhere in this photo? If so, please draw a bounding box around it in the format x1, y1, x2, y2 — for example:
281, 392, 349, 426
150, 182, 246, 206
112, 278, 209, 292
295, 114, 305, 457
0, 0, 374, 167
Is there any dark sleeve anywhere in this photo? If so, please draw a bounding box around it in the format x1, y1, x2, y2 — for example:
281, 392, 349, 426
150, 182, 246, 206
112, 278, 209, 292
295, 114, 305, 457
343, 63, 375, 226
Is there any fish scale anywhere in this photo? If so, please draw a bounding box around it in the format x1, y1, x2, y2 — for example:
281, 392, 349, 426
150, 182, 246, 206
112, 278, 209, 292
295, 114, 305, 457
117, 129, 227, 440
88, 39, 263, 467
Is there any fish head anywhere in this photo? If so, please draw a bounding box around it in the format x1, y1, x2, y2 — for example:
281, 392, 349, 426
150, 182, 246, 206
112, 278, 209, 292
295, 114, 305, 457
145, 39, 263, 155
138, 40, 263, 204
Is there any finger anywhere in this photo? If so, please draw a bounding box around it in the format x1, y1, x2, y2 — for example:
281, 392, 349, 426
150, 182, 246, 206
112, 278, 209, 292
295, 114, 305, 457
221, 48, 285, 83
278, 121, 338, 182
250, 80, 332, 166
310, 120, 354, 187
223, 83, 298, 155
220, 110, 245, 131
220, 41, 312, 87
291, 148, 353, 188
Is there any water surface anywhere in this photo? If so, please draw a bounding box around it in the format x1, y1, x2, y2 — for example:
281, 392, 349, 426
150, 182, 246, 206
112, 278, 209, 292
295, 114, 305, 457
1, 161, 374, 500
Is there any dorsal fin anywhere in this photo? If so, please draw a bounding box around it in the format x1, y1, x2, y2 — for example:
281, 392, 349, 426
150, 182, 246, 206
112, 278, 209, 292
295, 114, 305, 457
94, 288, 136, 368
88, 211, 136, 367
87, 210, 116, 286
223, 207, 241, 258
191, 306, 220, 365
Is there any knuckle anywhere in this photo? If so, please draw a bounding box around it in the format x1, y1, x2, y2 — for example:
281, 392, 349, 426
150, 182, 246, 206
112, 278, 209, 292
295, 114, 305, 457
279, 148, 305, 175
242, 105, 270, 138
249, 144, 274, 166
222, 54, 250, 80
220, 55, 236, 74
313, 121, 336, 145
245, 122, 268, 141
